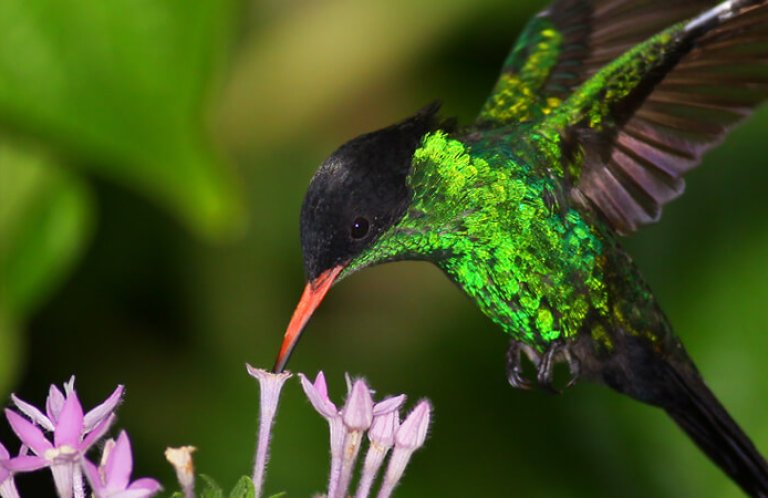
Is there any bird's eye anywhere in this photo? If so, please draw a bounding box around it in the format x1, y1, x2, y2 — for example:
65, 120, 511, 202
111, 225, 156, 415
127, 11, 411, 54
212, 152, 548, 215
350, 217, 370, 239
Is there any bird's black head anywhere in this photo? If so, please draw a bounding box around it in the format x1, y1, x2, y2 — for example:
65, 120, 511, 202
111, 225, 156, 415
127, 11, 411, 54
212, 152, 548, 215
273, 102, 444, 373
300, 102, 442, 282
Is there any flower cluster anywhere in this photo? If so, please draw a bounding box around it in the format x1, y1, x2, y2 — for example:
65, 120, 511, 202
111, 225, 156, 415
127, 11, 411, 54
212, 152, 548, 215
0, 377, 160, 498
1, 369, 433, 498
299, 372, 432, 498
246, 366, 432, 498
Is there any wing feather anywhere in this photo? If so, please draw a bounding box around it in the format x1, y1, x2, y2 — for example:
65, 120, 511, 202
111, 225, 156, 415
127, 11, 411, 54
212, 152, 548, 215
564, 1, 768, 233
477, 0, 713, 126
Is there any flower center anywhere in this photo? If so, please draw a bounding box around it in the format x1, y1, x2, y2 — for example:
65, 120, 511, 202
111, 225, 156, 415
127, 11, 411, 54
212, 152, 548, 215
44, 445, 77, 462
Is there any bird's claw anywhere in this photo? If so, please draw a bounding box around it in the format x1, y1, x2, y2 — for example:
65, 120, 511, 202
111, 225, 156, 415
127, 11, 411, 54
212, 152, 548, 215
506, 341, 540, 390
506, 340, 580, 393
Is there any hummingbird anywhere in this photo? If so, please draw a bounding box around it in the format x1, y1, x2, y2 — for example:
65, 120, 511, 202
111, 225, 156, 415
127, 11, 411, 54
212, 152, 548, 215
273, 0, 768, 495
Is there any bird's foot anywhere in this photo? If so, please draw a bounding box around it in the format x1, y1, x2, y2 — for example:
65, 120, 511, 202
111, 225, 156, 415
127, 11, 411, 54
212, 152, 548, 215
506, 341, 541, 390
506, 340, 580, 393
537, 341, 580, 394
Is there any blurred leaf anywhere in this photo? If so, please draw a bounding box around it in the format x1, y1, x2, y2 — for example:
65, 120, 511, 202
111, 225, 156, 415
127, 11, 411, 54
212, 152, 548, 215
199, 474, 224, 498
0, 140, 89, 395
0, 141, 93, 318
228, 476, 255, 498
0, 0, 244, 238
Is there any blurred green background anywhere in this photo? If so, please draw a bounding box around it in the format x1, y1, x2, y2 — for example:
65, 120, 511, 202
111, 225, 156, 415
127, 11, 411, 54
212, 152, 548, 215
1, 0, 767, 496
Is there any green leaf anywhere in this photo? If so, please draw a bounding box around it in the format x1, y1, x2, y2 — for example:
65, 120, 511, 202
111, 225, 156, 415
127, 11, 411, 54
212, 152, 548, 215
199, 474, 224, 498
0, 141, 93, 318
228, 476, 256, 498
0, 0, 244, 238
0, 140, 90, 395
168, 493, 184, 498
266, 493, 287, 498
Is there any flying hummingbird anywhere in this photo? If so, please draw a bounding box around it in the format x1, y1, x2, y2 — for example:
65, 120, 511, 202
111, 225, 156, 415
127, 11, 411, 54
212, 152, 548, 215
273, 0, 768, 495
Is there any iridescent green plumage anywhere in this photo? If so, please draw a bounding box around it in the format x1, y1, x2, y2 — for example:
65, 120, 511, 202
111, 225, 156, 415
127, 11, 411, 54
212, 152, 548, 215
347, 23, 697, 350
348, 129, 610, 347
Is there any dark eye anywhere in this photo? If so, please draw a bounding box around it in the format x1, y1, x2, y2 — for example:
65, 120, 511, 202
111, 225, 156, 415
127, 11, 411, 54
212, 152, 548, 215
350, 217, 370, 239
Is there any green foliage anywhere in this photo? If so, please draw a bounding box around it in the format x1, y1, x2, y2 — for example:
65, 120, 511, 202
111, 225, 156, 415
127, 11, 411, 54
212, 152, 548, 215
198, 474, 224, 498
0, 141, 92, 392
185, 475, 258, 498
0, 142, 93, 318
0, 0, 243, 238
228, 476, 256, 498
0, 0, 244, 389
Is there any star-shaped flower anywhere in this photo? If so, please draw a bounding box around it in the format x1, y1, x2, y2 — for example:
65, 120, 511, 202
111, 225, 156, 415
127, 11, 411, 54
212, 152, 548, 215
3, 379, 119, 498
11, 377, 122, 436
83, 431, 161, 498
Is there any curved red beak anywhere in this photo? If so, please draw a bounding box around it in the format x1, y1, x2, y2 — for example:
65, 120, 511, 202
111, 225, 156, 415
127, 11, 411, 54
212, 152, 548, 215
272, 265, 345, 373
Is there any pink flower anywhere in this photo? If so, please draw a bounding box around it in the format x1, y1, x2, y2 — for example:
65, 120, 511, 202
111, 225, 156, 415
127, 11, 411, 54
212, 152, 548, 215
0, 442, 22, 498
354, 396, 405, 498
299, 372, 345, 498
11, 377, 122, 435
83, 431, 161, 498
376, 400, 432, 498
247, 364, 292, 498
3, 378, 120, 498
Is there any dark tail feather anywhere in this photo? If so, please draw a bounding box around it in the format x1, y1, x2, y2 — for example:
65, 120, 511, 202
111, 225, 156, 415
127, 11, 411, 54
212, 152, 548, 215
663, 363, 768, 498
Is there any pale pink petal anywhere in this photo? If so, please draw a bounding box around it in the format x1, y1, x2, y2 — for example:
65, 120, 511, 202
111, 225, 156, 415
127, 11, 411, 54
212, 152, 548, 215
46, 385, 66, 424
0, 442, 9, 459
11, 395, 54, 432
313, 371, 329, 398
54, 394, 84, 448
341, 380, 373, 431
104, 431, 132, 491
84, 385, 124, 432
127, 477, 162, 493
81, 459, 104, 491
81, 414, 115, 451
395, 400, 431, 450
298, 373, 337, 418
372, 395, 406, 416
369, 408, 400, 448
5, 410, 52, 455
2, 455, 48, 472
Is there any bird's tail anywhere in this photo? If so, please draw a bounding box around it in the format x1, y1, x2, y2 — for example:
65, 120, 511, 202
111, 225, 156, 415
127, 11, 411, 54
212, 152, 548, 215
661, 360, 768, 497
598, 331, 768, 497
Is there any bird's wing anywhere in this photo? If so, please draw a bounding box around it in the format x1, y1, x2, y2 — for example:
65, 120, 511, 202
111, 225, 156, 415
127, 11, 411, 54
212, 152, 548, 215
476, 0, 713, 127
545, 0, 768, 234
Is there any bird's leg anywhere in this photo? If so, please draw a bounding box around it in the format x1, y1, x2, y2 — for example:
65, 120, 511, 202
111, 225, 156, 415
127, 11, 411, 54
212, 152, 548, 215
506, 340, 541, 390
536, 341, 581, 393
